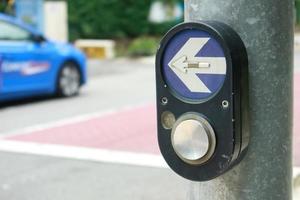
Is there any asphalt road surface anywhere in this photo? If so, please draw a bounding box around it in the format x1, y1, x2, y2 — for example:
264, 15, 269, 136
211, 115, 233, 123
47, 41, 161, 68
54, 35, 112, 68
0, 152, 189, 200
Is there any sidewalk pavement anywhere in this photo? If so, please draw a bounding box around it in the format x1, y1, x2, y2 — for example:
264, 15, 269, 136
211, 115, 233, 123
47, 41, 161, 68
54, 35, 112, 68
295, 34, 300, 51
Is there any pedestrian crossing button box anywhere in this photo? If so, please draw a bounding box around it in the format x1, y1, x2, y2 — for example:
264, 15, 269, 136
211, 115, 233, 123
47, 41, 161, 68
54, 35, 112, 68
155, 21, 249, 181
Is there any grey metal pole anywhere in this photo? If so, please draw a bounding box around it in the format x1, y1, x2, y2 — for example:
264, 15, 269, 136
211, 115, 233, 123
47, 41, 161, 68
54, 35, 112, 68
185, 0, 294, 199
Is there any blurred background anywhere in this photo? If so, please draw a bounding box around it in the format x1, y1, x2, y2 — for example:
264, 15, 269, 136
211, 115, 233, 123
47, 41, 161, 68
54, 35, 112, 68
0, 0, 298, 199
0, 0, 184, 57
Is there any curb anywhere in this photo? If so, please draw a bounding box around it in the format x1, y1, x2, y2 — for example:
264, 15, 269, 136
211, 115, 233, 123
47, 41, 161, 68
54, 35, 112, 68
294, 167, 300, 199
295, 34, 300, 51
136, 56, 155, 65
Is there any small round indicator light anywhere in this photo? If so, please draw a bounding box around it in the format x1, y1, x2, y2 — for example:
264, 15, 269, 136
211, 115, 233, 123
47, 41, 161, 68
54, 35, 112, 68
161, 111, 176, 130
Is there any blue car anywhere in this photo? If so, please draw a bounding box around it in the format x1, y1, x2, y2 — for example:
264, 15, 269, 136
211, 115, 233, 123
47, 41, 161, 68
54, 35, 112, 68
0, 13, 87, 102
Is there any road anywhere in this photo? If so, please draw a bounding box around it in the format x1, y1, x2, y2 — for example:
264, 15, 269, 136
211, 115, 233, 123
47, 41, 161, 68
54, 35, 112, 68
0, 54, 299, 200
0, 152, 189, 200
0, 59, 156, 134
0, 58, 189, 200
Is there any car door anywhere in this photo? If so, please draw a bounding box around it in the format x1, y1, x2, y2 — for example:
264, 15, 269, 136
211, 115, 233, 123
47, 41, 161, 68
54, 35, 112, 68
0, 19, 54, 96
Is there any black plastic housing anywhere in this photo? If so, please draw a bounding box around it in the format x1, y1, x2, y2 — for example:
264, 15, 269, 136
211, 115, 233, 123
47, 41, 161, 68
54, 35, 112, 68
156, 21, 249, 181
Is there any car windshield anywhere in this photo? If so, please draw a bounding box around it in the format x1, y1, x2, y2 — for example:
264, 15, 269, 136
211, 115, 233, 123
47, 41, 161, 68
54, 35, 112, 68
0, 20, 31, 41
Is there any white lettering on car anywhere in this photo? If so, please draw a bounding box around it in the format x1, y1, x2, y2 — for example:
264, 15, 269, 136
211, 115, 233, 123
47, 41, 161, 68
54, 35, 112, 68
1, 61, 50, 75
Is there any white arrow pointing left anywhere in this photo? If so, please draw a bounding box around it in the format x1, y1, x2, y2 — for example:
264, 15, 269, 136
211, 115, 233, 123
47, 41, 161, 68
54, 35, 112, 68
168, 38, 226, 93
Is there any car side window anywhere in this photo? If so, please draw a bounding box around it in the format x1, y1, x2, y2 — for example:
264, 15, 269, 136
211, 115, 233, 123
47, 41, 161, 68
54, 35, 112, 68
0, 20, 31, 41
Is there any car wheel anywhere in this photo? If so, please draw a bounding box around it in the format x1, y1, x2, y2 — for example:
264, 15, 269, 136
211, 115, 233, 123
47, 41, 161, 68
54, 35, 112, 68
57, 63, 81, 97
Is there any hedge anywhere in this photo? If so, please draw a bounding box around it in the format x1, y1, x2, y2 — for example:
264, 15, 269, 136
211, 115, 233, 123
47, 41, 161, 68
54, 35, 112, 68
68, 0, 182, 41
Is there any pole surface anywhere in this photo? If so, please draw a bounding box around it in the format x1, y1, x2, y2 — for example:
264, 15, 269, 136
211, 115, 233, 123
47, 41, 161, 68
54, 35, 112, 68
185, 0, 294, 199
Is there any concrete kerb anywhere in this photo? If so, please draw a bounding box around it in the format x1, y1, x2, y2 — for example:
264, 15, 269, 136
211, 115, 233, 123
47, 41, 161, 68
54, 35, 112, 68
294, 33, 300, 51
294, 167, 300, 198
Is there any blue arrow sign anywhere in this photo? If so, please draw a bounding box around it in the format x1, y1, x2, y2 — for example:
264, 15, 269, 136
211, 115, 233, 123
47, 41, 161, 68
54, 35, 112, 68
162, 29, 227, 101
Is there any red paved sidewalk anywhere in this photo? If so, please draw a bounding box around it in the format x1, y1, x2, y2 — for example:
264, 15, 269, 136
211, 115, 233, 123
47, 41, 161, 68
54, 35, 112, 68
2, 73, 300, 165
6, 104, 160, 155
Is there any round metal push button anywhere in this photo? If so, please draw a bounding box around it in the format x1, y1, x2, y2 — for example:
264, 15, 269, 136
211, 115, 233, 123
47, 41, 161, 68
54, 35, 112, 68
171, 113, 216, 165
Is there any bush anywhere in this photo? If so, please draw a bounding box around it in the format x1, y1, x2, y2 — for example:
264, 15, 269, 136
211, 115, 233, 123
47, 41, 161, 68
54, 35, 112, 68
68, 0, 183, 41
0, 2, 14, 14
149, 20, 179, 36
0, 4, 5, 13
68, 0, 152, 41
127, 37, 158, 57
